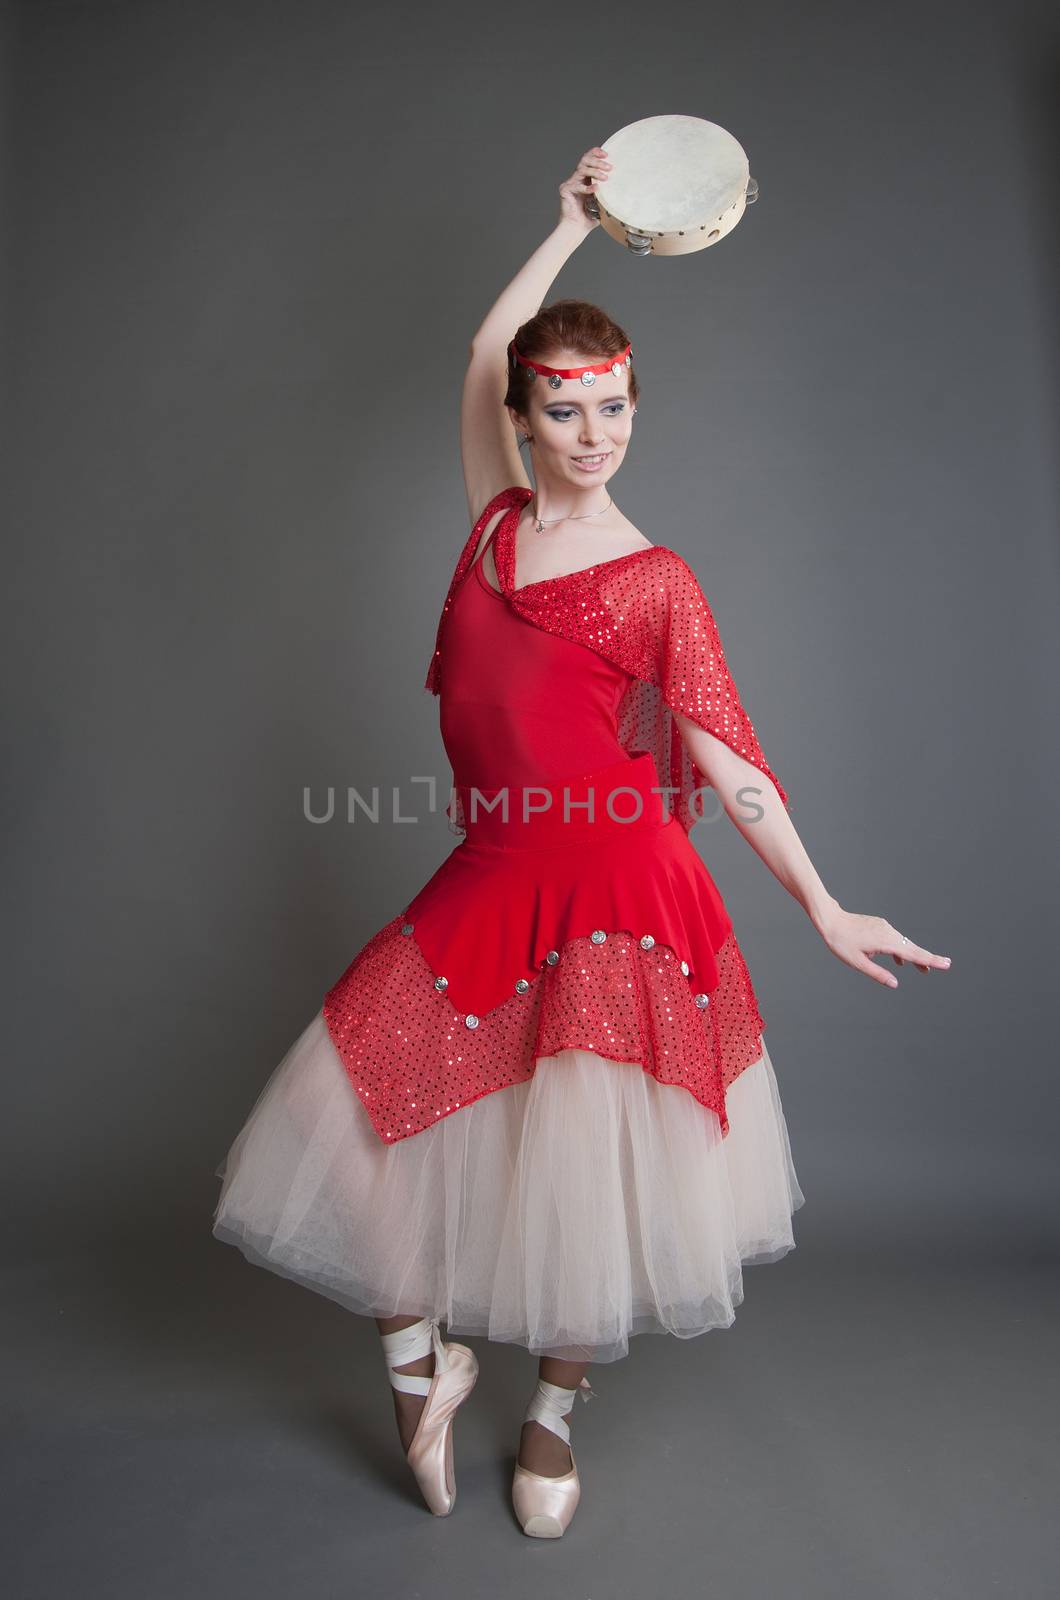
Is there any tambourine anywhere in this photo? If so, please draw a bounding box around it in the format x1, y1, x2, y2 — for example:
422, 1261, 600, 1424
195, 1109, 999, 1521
584, 114, 758, 257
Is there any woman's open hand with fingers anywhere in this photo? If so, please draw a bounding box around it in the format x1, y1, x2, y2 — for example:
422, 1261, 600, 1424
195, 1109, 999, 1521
558, 146, 612, 234
815, 905, 952, 988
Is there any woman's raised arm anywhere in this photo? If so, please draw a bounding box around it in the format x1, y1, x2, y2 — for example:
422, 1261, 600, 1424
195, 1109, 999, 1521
460, 148, 611, 523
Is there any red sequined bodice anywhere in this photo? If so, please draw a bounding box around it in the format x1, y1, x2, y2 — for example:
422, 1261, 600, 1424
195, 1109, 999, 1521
323, 489, 784, 1145
439, 517, 633, 787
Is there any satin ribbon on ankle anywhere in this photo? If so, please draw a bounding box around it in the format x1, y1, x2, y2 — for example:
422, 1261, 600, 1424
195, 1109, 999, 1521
524, 1376, 596, 1444
380, 1316, 450, 1395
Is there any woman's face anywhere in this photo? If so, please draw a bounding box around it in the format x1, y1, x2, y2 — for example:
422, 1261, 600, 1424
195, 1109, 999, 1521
511, 352, 635, 489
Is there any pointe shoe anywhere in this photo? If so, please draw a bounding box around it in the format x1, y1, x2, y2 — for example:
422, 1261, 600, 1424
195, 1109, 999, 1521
380, 1315, 479, 1516
511, 1375, 596, 1538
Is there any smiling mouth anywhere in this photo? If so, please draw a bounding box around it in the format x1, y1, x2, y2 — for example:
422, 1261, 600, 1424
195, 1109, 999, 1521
571, 452, 612, 463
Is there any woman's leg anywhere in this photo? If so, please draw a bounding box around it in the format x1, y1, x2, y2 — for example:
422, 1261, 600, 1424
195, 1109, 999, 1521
517, 1354, 589, 1477
376, 1314, 434, 1453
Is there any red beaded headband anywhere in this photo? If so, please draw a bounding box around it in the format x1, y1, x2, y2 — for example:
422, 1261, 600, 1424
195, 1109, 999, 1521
508, 339, 633, 389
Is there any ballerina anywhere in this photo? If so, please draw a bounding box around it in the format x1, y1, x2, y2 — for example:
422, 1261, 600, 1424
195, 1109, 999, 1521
213, 143, 951, 1538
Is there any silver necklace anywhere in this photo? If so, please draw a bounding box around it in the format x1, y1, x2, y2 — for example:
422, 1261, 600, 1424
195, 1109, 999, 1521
531, 492, 614, 535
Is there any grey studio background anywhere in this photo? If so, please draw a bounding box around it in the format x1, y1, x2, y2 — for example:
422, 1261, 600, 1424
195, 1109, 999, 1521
3, 1, 1058, 1597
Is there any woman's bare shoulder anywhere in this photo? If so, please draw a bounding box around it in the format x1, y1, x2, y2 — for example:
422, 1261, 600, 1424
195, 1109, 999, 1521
602, 508, 655, 558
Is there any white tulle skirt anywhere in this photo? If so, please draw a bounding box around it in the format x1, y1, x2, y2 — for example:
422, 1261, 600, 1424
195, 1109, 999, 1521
212, 1010, 805, 1363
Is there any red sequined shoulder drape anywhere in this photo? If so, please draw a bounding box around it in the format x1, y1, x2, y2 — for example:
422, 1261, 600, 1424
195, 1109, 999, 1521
426, 486, 789, 834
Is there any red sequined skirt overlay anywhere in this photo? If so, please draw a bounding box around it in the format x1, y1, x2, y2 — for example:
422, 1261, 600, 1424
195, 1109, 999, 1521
322, 752, 771, 1145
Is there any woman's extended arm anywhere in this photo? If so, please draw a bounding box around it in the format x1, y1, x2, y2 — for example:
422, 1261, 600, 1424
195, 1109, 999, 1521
673, 714, 953, 988
460, 148, 611, 520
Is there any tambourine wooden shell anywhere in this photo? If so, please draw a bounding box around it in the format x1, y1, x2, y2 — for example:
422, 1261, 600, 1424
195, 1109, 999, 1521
592, 114, 754, 257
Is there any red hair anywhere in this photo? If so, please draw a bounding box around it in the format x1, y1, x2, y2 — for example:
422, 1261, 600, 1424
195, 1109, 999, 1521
504, 298, 640, 425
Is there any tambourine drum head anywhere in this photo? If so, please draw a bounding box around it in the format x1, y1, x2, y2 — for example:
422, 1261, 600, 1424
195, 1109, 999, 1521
595, 114, 753, 257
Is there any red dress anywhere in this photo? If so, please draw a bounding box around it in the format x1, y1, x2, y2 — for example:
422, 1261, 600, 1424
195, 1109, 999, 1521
212, 488, 804, 1363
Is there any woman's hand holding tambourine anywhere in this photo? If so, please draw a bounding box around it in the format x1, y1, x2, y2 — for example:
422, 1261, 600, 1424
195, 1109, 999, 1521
558, 117, 755, 256
558, 147, 611, 234
815, 906, 952, 987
